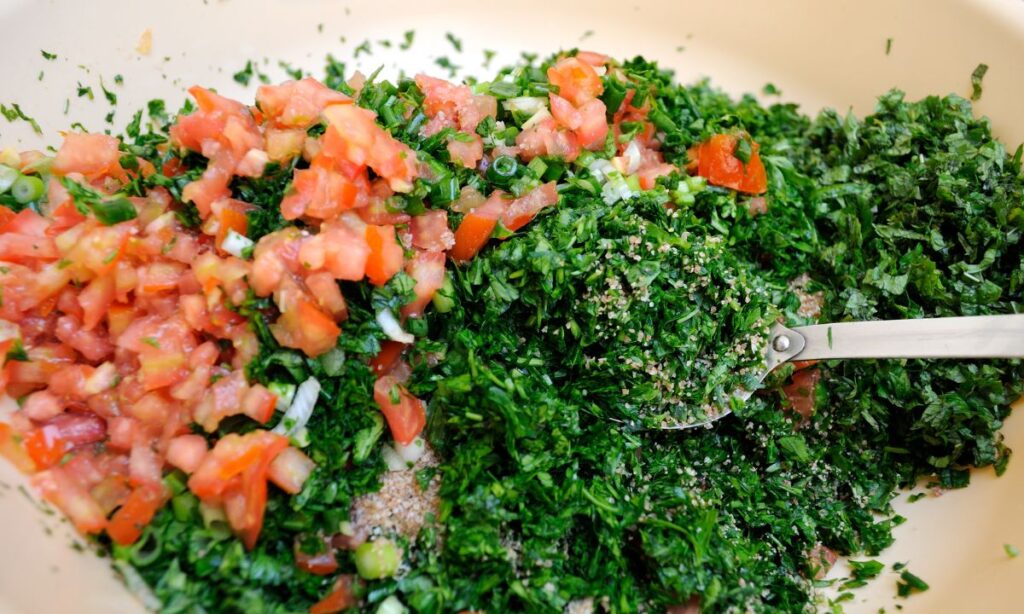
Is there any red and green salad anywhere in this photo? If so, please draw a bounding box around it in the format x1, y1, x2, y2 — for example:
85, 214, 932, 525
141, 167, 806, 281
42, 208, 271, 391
0, 44, 1021, 613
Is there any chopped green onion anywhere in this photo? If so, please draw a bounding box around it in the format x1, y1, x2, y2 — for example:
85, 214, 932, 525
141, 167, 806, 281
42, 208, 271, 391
354, 539, 401, 579
126, 529, 163, 567
11, 175, 44, 204
487, 155, 518, 187
171, 493, 198, 522
527, 156, 548, 179
353, 413, 385, 463
162, 470, 187, 496
432, 273, 456, 313
0, 165, 18, 193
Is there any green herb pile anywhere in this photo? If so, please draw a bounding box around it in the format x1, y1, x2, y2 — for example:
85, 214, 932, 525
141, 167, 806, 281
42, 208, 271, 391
104, 52, 1023, 613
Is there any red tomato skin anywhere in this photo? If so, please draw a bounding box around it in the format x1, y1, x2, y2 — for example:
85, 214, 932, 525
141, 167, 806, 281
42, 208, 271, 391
694, 134, 768, 195
783, 368, 821, 421
32, 466, 108, 534
410, 210, 454, 252
52, 133, 123, 180
446, 134, 484, 169
294, 535, 339, 576
450, 191, 507, 262
373, 375, 427, 445
106, 484, 167, 545
546, 57, 603, 106
166, 434, 209, 474
309, 575, 359, 614
369, 341, 407, 377
363, 225, 403, 287
268, 446, 316, 495
402, 250, 447, 319
500, 182, 560, 232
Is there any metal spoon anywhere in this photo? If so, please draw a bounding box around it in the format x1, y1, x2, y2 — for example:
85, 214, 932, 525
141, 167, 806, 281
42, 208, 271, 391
675, 314, 1024, 429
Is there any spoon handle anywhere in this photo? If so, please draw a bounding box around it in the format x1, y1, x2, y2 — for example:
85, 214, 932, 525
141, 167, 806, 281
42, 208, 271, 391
771, 314, 1024, 363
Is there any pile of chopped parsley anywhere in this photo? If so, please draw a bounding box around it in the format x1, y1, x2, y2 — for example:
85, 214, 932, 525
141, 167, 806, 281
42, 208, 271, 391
103, 53, 1023, 613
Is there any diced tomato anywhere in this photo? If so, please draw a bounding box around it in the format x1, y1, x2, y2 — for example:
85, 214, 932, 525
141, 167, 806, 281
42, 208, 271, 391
783, 368, 821, 421
310, 575, 359, 614
181, 154, 234, 218
692, 133, 768, 194
500, 182, 559, 232
547, 57, 603, 107
293, 535, 338, 576
0, 205, 15, 229
32, 467, 107, 533
447, 134, 484, 169
575, 50, 609, 67
402, 251, 446, 319
256, 77, 351, 129
77, 274, 115, 331
265, 128, 307, 162
321, 104, 418, 193
188, 431, 287, 497
373, 375, 427, 445
450, 185, 487, 214
410, 210, 454, 252
575, 98, 610, 151
305, 272, 349, 321
129, 440, 164, 486
0, 422, 36, 473
242, 384, 278, 425
47, 199, 87, 234
0, 232, 59, 262
550, 94, 582, 130
138, 352, 189, 391
280, 164, 369, 221
369, 341, 407, 377
52, 133, 124, 180
166, 434, 209, 474
106, 484, 167, 545
450, 191, 507, 262
22, 390, 64, 421
212, 199, 252, 250
271, 285, 342, 358
268, 446, 315, 495
515, 118, 581, 162
65, 223, 132, 277
363, 224, 404, 286
24, 413, 107, 469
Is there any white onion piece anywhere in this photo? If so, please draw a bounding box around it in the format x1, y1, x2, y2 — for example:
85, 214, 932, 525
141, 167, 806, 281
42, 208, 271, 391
503, 96, 547, 115
521, 107, 552, 130
376, 309, 415, 344
376, 595, 410, 614
593, 65, 608, 77
221, 229, 254, 259
268, 381, 297, 411
381, 444, 408, 472
623, 140, 643, 175
272, 377, 321, 438
587, 158, 616, 182
395, 437, 427, 464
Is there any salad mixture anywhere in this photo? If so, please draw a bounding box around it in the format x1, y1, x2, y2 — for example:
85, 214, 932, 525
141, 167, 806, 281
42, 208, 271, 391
0, 47, 1022, 613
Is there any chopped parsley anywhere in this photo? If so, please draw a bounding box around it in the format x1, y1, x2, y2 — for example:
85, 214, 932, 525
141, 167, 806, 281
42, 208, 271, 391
444, 32, 463, 53
970, 62, 989, 101
399, 30, 415, 50
0, 103, 41, 134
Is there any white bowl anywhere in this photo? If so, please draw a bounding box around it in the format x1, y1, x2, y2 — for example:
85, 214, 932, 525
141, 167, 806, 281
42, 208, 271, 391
0, 0, 1022, 612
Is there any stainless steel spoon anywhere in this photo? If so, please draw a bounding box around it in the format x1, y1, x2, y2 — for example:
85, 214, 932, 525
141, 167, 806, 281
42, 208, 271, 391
676, 314, 1024, 429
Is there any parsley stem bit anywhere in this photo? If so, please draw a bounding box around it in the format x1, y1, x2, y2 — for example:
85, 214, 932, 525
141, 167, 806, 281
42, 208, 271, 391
676, 314, 1024, 430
